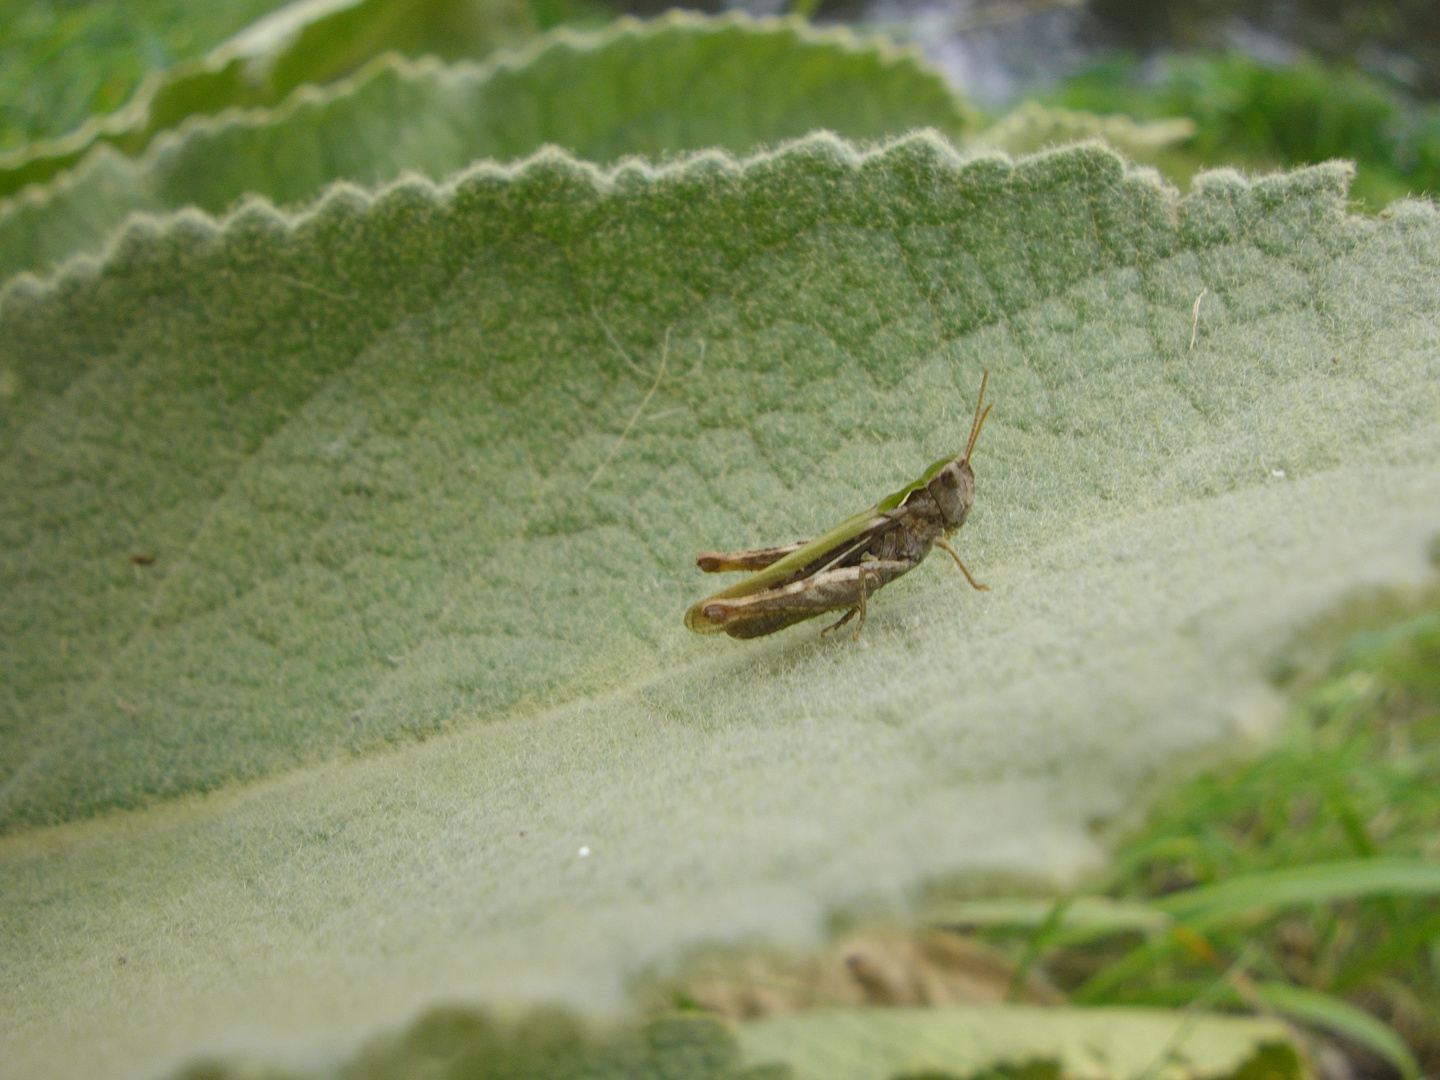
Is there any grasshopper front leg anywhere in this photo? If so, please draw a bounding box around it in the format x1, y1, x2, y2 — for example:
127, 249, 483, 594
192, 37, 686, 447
819, 563, 880, 642
696, 559, 916, 640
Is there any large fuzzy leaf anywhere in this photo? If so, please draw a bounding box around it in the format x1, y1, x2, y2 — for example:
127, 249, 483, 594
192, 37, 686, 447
1, 136, 1438, 1078
0, 13, 975, 283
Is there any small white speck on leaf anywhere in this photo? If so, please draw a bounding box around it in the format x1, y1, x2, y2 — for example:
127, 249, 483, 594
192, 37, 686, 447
578, 846, 591, 858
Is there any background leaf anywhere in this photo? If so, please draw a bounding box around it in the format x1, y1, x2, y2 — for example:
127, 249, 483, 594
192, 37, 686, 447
735, 1005, 1297, 1080
970, 100, 1196, 174
0, 13, 976, 283
2, 137, 1438, 1078
0, 0, 288, 153
0, 0, 538, 198
154, 1003, 1302, 1080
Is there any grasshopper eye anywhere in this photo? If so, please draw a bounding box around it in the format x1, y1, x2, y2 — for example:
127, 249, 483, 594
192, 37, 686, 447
930, 462, 967, 492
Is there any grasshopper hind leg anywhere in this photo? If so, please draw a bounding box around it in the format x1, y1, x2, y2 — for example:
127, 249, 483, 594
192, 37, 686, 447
820, 564, 878, 642
724, 612, 821, 639
699, 560, 910, 640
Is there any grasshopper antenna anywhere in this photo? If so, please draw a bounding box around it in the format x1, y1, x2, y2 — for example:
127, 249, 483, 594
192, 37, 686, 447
962, 370, 991, 465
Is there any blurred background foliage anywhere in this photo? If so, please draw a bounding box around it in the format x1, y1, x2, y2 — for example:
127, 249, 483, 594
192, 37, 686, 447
0, 0, 287, 150
1041, 51, 1440, 213
3, 0, 1439, 209
1057, 586, 1440, 1076
0, 0, 604, 154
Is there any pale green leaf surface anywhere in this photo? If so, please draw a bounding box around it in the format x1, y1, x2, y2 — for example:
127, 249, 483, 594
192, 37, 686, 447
0, 13, 975, 283
0, 0, 537, 200
736, 1006, 1296, 1080
2, 137, 1439, 1079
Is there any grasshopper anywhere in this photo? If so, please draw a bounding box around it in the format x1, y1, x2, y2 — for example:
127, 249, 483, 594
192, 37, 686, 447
686, 372, 991, 641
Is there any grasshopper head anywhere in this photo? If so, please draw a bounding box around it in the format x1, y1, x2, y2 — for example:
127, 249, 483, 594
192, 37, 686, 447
928, 459, 975, 528
930, 371, 989, 530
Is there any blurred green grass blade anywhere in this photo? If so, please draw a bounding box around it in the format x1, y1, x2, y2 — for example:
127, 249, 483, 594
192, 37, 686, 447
1007, 896, 1072, 1002
1332, 908, 1440, 992
1152, 859, 1440, 928
929, 897, 1172, 945
1072, 937, 1179, 1005
1251, 982, 1421, 1080
1074, 860, 1440, 1003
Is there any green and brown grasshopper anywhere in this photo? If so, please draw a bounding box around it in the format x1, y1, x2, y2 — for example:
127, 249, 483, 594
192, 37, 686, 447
685, 372, 991, 641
